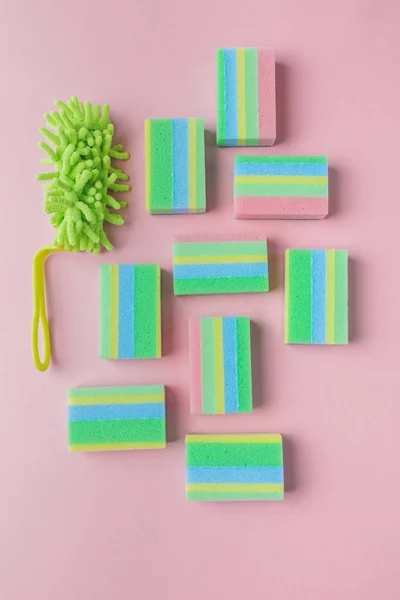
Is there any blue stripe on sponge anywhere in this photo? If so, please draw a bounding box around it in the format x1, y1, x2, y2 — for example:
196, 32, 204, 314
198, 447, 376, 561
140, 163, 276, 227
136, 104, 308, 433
234, 161, 328, 177
222, 317, 238, 413
173, 263, 268, 279
186, 466, 284, 484
311, 249, 326, 344
224, 49, 237, 144
172, 119, 189, 212
118, 264, 135, 359
68, 403, 165, 422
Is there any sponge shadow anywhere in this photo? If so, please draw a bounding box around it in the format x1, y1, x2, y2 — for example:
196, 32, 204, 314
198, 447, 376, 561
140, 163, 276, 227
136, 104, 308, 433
250, 321, 265, 408
348, 256, 360, 342
275, 63, 290, 145
166, 386, 179, 443
328, 166, 340, 218
205, 130, 218, 212
267, 238, 280, 292
283, 436, 297, 493
161, 269, 174, 356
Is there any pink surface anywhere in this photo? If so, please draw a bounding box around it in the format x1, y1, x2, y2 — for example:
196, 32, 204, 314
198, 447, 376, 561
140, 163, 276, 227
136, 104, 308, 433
235, 196, 328, 219
188, 318, 202, 414
1, 1, 400, 599
174, 232, 266, 242
258, 49, 276, 145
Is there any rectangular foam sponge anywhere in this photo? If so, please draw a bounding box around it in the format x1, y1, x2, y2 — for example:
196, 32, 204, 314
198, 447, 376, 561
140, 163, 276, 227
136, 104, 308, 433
99, 264, 161, 359
285, 249, 348, 344
216, 48, 276, 147
234, 156, 329, 219
173, 234, 269, 295
145, 118, 206, 214
189, 316, 252, 414
68, 385, 166, 451
186, 433, 284, 501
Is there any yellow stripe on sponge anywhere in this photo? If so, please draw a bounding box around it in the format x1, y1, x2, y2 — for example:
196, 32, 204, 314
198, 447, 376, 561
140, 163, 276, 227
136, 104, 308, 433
214, 317, 225, 414
236, 48, 246, 144
186, 483, 284, 493
188, 118, 197, 212
69, 442, 165, 452
187, 434, 282, 444
110, 264, 119, 359
68, 394, 165, 406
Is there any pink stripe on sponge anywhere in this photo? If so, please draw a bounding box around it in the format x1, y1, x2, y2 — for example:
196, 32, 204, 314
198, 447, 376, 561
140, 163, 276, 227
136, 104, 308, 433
189, 318, 203, 414
234, 197, 328, 220
257, 49, 276, 146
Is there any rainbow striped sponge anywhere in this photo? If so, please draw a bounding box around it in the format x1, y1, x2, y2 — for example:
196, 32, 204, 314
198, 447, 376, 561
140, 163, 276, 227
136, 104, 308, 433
99, 264, 161, 359
189, 317, 252, 414
173, 235, 269, 295
145, 118, 206, 214
216, 48, 276, 147
234, 156, 329, 219
285, 249, 348, 344
68, 385, 166, 451
186, 434, 284, 501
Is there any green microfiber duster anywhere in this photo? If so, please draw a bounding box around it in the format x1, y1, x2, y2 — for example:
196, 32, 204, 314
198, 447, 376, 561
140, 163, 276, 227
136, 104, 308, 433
32, 97, 130, 371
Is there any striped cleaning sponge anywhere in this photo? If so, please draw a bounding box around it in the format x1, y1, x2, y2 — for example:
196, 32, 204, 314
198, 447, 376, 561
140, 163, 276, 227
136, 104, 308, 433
285, 249, 348, 344
234, 155, 329, 219
173, 234, 269, 295
186, 434, 284, 501
99, 264, 161, 359
216, 48, 276, 147
67, 385, 166, 451
189, 316, 252, 414
145, 118, 206, 214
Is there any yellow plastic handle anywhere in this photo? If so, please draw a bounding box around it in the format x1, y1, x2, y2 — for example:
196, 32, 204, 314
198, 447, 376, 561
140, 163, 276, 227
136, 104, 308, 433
32, 246, 64, 371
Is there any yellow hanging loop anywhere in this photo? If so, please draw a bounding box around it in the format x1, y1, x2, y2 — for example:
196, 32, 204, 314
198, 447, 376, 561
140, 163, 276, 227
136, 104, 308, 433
32, 246, 65, 371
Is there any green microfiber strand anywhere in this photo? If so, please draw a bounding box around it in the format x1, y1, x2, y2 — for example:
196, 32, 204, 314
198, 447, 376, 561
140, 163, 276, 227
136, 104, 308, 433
36, 97, 130, 254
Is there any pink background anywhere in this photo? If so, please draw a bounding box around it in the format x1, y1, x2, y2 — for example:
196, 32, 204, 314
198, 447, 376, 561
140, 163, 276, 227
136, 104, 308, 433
1, 1, 400, 598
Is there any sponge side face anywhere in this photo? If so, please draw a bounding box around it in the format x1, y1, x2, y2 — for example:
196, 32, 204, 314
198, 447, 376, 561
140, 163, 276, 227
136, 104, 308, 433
189, 317, 253, 414
145, 118, 206, 214
99, 264, 161, 359
68, 385, 166, 451
173, 235, 269, 295
234, 155, 329, 219
185, 433, 284, 501
285, 249, 348, 344
217, 48, 276, 147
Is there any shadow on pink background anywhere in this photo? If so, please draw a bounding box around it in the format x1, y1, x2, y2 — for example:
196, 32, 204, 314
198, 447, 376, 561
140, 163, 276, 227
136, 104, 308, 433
1, 1, 400, 599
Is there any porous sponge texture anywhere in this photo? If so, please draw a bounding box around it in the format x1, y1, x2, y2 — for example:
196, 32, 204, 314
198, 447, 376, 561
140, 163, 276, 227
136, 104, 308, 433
173, 234, 269, 295
234, 156, 329, 220
36, 97, 129, 253
99, 264, 161, 359
145, 118, 206, 214
285, 249, 348, 344
68, 385, 166, 451
185, 434, 284, 501
189, 316, 253, 414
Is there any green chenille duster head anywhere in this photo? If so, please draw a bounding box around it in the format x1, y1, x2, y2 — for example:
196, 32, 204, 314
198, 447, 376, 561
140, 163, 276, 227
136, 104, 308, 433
36, 97, 129, 253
